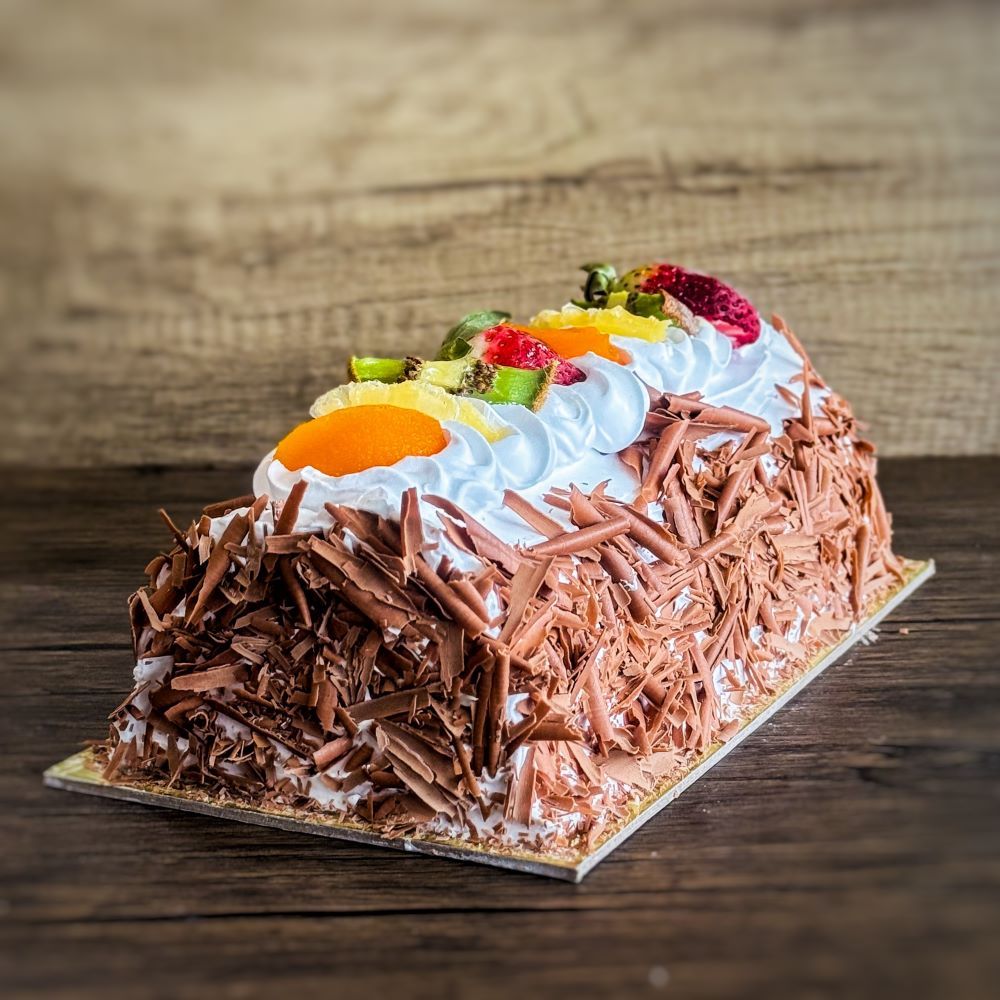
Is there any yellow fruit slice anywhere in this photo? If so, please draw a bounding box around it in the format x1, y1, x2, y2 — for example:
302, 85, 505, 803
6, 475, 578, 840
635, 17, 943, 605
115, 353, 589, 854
309, 380, 509, 443
530, 304, 667, 343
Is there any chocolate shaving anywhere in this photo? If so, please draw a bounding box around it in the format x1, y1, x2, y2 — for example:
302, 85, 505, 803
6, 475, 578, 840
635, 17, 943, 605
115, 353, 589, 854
663, 393, 769, 434
273, 480, 308, 536
639, 420, 687, 503
187, 513, 249, 623
170, 662, 249, 692
313, 736, 353, 771
347, 686, 432, 723
202, 494, 257, 518
502, 490, 563, 538
525, 516, 630, 558
399, 487, 423, 575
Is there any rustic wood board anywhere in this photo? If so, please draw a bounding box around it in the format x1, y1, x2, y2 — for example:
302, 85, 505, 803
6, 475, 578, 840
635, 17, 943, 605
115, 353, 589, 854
2, 1, 999, 467
44, 560, 934, 882
4, 460, 999, 997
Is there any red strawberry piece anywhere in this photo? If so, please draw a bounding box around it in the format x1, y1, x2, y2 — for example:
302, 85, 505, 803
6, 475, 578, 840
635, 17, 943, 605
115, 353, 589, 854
474, 324, 585, 386
623, 264, 761, 346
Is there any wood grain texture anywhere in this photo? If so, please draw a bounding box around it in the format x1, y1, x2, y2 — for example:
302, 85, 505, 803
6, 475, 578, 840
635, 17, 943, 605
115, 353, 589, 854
0, 0, 998, 466
1, 458, 998, 998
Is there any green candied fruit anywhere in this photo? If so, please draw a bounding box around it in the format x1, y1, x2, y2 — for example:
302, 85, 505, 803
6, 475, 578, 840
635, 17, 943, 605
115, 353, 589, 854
348, 354, 556, 411
349, 357, 407, 383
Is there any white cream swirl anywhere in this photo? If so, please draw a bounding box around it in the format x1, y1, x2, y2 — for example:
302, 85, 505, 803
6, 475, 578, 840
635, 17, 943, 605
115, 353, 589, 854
254, 420, 514, 527
536, 355, 650, 457
251, 314, 817, 542
613, 317, 810, 435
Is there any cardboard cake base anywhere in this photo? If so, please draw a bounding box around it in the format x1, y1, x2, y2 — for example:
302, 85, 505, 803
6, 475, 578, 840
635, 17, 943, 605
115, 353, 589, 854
45, 559, 934, 882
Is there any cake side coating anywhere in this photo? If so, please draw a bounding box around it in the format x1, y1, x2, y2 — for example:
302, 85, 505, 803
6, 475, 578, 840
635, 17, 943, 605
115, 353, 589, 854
100, 274, 906, 853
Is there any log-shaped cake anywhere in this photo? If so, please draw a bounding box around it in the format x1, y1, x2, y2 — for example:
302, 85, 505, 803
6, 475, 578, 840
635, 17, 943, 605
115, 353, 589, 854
101, 262, 910, 858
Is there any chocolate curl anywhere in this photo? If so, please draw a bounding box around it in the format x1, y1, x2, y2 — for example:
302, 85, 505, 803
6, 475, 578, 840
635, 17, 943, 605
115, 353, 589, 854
771, 313, 817, 374
204, 698, 311, 760
163, 694, 205, 725
665, 479, 701, 547
170, 662, 248, 692
424, 495, 522, 574
799, 366, 814, 434
664, 393, 769, 434
692, 527, 737, 565
313, 736, 353, 771
688, 642, 718, 751
479, 635, 537, 675
715, 462, 753, 528
595, 500, 687, 565
528, 721, 584, 742
739, 429, 776, 463
399, 487, 423, 576
568, 489, 650, 621
583, 655, 614, 755
509, 748, 537, 826
187, 513, 249, 623
278, 558, 312, 628
158, 508, 190, 550
471, 660, 493, 773
314, 679, 337, 733
791, 469, 813, 533
525, 515, 630, 558
249, 494, 270, 521
102, 739, 129, 781
137, 589, 167, 631
447, 728, 482, 801
334, 705, 359, 737
505, 696, 553, 753
169, 552, 186, 589
448, 578, 491, 624
510, 598, 557, 659
202, 494, 256, 518
851, 523, 871, 614
414, 556, 488, 638
497, 557, 554, 645
639, 420, 687, 504
486, 651, 510, 775
263, 533, 311, 555
273, 480, 308, 536
502, 490, 563, 538
308, 543, 413, 631
347, 686, 431, 723
704, 601, 740, 666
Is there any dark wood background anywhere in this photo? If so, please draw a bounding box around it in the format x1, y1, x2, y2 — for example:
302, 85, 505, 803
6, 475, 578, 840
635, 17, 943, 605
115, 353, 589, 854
2, 1, 999, 997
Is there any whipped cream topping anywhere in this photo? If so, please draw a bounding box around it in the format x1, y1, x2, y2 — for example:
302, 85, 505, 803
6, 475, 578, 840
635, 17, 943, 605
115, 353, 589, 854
251, 315, 817, 546
615, 317, 809, 436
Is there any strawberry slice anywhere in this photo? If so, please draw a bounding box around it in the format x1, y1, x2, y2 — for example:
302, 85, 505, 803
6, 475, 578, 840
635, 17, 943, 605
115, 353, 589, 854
477, 325, 585, 385
582, 262, 761, 346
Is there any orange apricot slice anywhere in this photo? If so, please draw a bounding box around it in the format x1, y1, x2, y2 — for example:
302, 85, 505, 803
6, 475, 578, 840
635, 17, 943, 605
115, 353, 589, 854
515, 325, 630, 364
275, 404, 447, 477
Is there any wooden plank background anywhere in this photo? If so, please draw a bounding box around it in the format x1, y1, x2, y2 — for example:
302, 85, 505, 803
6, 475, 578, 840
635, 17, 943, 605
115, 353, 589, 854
1, 0, 998, 466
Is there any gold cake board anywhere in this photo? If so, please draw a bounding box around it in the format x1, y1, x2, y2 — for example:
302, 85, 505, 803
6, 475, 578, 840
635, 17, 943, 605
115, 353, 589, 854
45, 559, 934, 882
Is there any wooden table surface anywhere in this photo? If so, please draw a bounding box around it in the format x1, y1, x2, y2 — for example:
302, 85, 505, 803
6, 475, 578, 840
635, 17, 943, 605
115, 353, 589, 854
2, 457, 998, 998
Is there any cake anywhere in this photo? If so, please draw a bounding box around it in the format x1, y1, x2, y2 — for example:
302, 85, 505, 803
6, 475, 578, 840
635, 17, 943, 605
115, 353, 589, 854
99, 261, 914, 860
